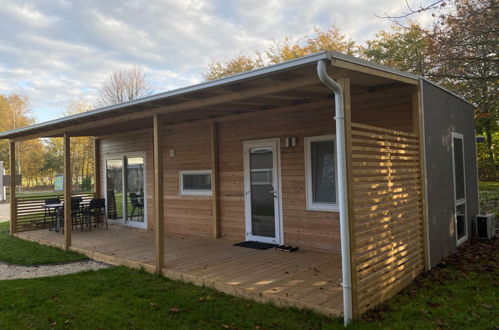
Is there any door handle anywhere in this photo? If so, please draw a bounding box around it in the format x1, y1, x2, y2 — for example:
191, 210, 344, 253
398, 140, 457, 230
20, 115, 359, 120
269, 190, 278, 197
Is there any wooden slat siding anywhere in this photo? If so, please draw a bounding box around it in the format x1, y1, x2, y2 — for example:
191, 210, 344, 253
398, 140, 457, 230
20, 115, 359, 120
99, 131, 155, 229
163, 123, 213, 238
351, 87, 414, 133
218, 107, 341, 252
15, 193, 95, 232
350, 123, 424, 314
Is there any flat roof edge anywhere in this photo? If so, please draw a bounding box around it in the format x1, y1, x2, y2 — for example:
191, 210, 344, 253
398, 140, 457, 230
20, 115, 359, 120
0, 52, 332, 139
329, 51, 419, 81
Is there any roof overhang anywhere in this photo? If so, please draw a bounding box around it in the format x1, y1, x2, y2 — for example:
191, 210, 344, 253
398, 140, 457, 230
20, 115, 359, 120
1, 51, 425, 141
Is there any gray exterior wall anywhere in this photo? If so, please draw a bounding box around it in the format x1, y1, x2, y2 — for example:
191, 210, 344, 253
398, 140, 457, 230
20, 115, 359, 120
422, 80, 479, 268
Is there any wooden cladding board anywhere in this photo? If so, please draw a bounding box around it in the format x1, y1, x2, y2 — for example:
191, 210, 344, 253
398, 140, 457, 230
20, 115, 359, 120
15, 193, 95, 232
350, 123, 424, 314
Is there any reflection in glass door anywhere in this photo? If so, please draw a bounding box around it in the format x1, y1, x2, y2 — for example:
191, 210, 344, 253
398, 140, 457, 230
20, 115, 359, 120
106, 154, 147, 228
125, 157, 145, 224
106, 159, 123, 221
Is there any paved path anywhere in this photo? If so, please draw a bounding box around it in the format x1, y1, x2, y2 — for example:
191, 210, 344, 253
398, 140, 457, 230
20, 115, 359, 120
0, 260, 109, 280
0, 203, 9, 222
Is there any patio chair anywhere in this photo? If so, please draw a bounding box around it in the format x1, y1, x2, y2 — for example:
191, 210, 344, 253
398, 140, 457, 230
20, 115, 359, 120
70, 197, 83, 229
81, 198, 108, 231
43, 197, 61, 230
129, 192, 144, 221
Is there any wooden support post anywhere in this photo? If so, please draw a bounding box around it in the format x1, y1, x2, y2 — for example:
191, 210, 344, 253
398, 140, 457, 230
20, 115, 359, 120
63, 133, 72, 250
337, 77, 359, 318
9, 141, 16, 235
153, 114, 165, 272
93, 138, 101, 198
413, 87, 430, 270
211, 123, 220, 238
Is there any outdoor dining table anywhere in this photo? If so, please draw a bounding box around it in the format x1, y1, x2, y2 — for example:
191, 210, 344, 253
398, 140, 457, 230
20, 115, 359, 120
43, 201, 90, 232
43, 203, 63, 231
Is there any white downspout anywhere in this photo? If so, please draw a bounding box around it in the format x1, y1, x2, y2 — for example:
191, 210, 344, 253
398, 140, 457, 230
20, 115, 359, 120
317, 59, 353, 326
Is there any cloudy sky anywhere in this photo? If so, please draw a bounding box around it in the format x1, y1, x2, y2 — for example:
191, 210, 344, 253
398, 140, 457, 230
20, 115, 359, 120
0, 0, 433, 123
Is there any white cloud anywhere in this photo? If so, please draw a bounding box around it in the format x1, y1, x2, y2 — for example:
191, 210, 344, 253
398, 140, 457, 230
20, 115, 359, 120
0, 0, 436, 123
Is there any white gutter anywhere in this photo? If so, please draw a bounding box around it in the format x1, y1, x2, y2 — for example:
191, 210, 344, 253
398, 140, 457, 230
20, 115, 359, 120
317, 59, 353, 326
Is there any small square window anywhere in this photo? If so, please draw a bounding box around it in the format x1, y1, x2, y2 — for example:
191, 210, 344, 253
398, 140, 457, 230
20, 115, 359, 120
305, 135, 338, 211
180, 170, 212, 196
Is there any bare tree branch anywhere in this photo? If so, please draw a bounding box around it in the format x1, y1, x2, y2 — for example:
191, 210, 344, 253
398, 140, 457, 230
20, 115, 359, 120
96, 65, 153, 107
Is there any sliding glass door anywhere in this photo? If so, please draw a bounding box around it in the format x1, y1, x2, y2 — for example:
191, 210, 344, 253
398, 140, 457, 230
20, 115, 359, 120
105, 153, 147, 228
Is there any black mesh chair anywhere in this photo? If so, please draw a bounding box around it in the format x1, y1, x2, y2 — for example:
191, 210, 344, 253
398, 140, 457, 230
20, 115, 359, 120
129, 193, 144, 221
43, 197, 61, 230
81, 199, 107, 231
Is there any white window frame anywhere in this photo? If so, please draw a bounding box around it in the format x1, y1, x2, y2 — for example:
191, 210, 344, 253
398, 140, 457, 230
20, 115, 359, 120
451, 132, 467, 246
103, 152, 148, 229
304, 135, 339, 212
179, 170, 212, 196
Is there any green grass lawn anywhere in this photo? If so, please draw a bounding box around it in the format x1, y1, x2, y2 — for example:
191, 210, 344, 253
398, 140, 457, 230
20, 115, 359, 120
0, 222, 87, 265
0, 267, 343, 330
352, 237, 499, 329
0, 230, 497, 329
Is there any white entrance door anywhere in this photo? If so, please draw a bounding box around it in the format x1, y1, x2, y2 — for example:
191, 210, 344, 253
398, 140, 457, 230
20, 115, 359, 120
243, 139, 282, 244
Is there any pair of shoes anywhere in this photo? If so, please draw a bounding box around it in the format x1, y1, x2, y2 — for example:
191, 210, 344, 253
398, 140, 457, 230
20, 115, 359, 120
275, 245, 299, 252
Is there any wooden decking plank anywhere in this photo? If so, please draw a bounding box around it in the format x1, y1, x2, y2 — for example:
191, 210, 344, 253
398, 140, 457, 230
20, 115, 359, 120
15, 226, 343, 316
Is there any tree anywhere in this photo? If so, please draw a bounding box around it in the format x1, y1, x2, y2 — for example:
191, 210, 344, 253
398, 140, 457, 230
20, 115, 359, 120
203, 54, 265, 81
377, 0, 498, 180
430, 0, 498, 180
361, 23, 436, 76
203, 25, 359, 80
96, 65, 153, 107
0, 94, 36, 173
266, 26, 358, 64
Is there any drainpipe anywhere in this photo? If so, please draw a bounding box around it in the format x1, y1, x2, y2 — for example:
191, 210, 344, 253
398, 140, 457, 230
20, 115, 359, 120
317, 59, 353, 326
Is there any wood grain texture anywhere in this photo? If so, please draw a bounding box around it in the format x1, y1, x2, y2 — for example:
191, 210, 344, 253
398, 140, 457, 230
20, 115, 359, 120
63, 133, 71, 249
350, 123, 424, 314
9, 141, 16, 235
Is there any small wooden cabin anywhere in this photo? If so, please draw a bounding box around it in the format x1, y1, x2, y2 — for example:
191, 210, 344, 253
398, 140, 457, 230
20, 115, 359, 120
0, 51, 478, 321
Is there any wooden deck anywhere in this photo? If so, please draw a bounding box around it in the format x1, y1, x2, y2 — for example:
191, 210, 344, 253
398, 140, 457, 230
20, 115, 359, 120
16, 225, 343, 316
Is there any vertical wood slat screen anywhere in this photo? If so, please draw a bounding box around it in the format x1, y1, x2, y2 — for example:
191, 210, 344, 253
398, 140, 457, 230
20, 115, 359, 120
15, 192, 95, 232
350, 122, 425, 314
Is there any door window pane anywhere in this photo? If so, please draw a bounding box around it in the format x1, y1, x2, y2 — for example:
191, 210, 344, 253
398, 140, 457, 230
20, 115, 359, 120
453, 137, 465, 201
311, 140, 336, 204
249, 147, 275, 238
126, 157, 145, 222
106, 159, 123, 220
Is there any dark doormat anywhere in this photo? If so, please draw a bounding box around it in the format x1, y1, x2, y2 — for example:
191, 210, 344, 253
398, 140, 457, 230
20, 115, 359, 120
233, 241, 278, 250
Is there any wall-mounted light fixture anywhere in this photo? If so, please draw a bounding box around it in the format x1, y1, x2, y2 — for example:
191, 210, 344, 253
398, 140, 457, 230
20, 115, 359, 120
285, 137, 296, 147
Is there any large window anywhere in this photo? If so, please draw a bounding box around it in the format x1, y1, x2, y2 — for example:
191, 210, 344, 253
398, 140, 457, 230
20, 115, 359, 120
452, 132, 467, 245
180, 170, 212, 196
305, 135, 337, 211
